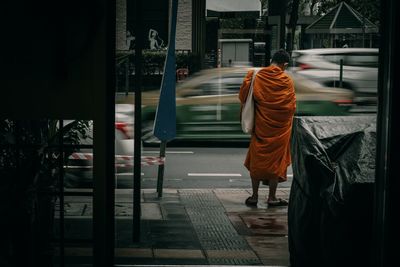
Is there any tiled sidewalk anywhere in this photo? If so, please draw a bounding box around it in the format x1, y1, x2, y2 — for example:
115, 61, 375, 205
59, 188, 290, 266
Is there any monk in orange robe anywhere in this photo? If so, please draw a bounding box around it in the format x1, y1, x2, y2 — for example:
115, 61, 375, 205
239, 49, 296, 207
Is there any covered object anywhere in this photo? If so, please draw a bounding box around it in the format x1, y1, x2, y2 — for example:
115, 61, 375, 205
288, 116, 376, 267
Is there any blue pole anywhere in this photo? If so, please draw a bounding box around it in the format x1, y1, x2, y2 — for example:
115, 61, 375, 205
153, 0, 178, 142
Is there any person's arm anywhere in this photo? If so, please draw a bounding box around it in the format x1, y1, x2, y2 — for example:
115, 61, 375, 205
148, 29, 155, 40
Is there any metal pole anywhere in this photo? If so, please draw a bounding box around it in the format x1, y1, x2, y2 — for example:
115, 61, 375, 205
279, 0, 287, 49
133, 0, 143, 242
339, 59, 343, 88
373, 0, 398, 265
125, 59, 129, 96
58, 119, 65, 267
264, 15, 271, 66
157, 141, 167, 198
362, 14, 366, 48
92, 0, 116, 264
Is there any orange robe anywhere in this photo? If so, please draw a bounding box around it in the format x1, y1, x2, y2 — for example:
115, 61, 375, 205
239, 65, 296, 182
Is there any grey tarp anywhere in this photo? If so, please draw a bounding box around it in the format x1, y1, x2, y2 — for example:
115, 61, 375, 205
288, 116, 376, 267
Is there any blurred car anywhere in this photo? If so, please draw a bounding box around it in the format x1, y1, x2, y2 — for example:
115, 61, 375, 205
64, 104, 136, 188
115, 104, 135, 157
141, 67, 354, 144
290, 48, 378, 112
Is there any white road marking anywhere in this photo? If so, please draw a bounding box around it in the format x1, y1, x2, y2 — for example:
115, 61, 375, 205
116, 173, 144, 176
188, 173, 242, 177
229, 179, 248, 183
142, 178, 182, 181
143, 151, 194, 154
229, 174, 293, 181
64, 165, 92, 169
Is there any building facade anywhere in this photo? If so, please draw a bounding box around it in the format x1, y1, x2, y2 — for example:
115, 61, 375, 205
116, 0, 193, 52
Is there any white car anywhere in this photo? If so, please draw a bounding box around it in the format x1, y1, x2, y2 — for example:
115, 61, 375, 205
64, 104, 136, 188
290, 48, 378, 112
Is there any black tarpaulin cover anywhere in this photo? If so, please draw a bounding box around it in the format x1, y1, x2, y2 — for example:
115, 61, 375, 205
288, 116, 376, 267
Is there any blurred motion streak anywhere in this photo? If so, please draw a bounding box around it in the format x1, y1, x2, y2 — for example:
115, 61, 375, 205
141, 66, 355, 144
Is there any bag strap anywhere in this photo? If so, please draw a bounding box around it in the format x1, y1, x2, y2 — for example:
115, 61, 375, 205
251, 68, 259, 86
248, 68, 259, 96
242, 68, 260, 106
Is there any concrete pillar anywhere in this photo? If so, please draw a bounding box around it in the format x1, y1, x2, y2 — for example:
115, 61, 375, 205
192, 0, 206, 70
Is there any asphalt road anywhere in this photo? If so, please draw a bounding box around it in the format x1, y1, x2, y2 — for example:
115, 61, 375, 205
116, 146, 293, 189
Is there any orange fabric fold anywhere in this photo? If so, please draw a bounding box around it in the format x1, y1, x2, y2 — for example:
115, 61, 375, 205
239, 65, 296, 182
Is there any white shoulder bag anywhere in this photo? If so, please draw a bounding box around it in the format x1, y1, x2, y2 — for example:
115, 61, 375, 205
241, 69, 259, 134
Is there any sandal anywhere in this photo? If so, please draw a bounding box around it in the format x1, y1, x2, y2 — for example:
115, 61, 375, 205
267, 198, 288, 207
245, 196, 258, 206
